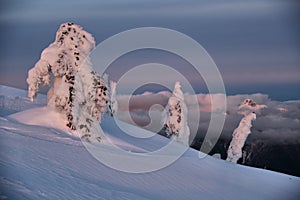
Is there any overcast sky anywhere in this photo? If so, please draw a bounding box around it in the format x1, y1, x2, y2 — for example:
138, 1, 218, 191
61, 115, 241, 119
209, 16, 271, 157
0, 0, 299, 100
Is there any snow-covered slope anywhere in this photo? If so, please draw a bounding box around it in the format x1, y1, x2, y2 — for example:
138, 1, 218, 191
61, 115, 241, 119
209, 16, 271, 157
0, 86, 300, 199
0, 85, 46, 116
1, 115, 300, 200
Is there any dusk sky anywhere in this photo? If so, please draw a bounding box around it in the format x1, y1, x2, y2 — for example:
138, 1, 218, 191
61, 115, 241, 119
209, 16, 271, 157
0, 0, 299, 100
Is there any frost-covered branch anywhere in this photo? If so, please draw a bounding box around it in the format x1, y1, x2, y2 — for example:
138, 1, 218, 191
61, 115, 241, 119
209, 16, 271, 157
108, 80, 118, 116
238, 98, 267, 115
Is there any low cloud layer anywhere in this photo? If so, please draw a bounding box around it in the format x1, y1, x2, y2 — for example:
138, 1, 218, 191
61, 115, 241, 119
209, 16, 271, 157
116, 92, 300, 145
1, 85, 299, 146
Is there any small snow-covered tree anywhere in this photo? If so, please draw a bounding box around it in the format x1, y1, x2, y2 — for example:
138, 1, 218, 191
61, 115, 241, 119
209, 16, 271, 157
163, 82, 190, 146
226, 112, 256, 163
226, 98, 266, 163
108, 80, 118, 117
27, 22, 109, 141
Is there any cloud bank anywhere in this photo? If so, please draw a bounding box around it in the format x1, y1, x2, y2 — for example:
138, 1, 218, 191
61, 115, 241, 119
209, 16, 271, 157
116, 91, 300, 145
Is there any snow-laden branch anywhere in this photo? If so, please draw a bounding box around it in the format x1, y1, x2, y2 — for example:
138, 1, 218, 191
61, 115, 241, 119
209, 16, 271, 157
27, 22, 95, 100
238, 98, 267, 115
109, 81, 118, 116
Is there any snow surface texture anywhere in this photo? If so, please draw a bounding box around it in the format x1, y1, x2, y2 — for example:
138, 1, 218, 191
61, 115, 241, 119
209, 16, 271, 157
26, 22, 109, 140
1, 86, 300, 199
163, 82, 190, 146
3, 86, 299, 175
0, 85, 46, 116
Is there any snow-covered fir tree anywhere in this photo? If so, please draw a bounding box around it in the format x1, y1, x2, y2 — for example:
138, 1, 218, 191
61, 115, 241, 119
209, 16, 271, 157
27, 22, 109, 141
163, 82, 190, 146
226, 112, 256, 163
226, 99, 266, 163
108, 80, 118, 117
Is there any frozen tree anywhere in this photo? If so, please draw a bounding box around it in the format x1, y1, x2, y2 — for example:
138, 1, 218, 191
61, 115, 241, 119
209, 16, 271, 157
226, 112, 256, 163
226, 99, 266, 163
108, 80, 118, 117
27, 22, 109, 141
163, 82, 190, 146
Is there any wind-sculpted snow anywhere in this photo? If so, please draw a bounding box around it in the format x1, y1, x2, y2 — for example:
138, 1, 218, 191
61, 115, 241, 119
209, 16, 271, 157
0, 86, 300, 198
1, 115, 300, 199
0, 85, 46, 116
2, 85, 300, 176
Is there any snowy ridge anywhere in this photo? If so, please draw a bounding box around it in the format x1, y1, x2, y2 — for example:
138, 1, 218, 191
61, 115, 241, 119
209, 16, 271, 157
1, 115, 300, 199
0, 85, 46, 116
1, 85, 300, 199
